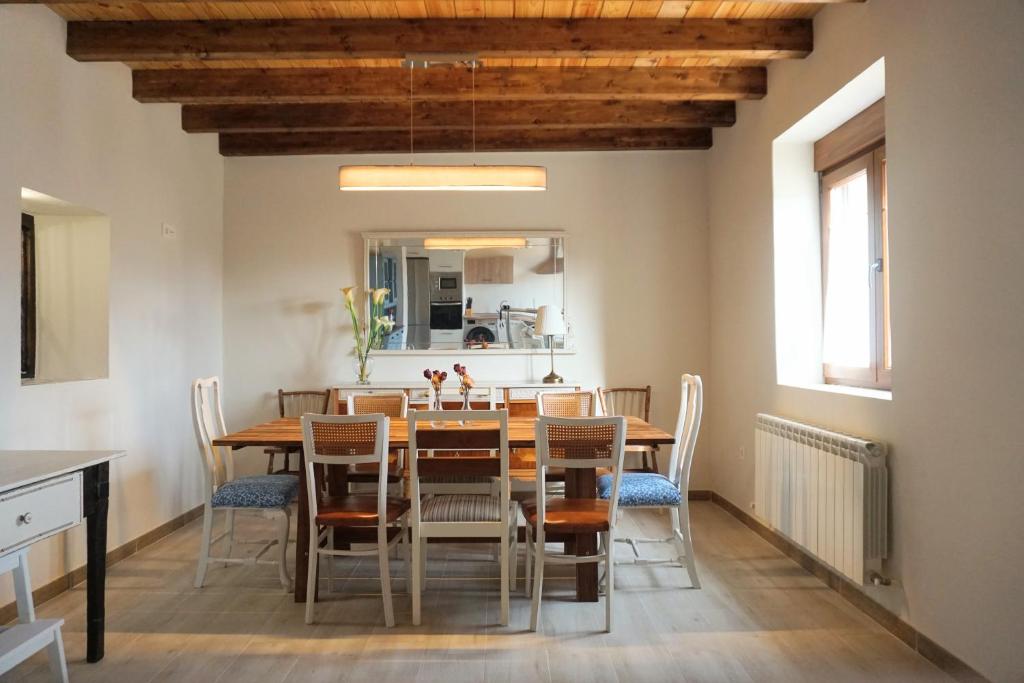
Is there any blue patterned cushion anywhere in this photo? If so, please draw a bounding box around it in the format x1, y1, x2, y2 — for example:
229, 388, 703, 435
211, 475, 298, 509
597, 473, 682, 507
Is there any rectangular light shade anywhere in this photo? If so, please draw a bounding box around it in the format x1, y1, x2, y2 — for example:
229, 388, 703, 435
424, 236, 527, 250
339, 164, 546, 192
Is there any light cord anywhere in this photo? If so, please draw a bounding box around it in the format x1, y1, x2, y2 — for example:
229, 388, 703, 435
409, 62, 414, 162
471, 59, 477, 157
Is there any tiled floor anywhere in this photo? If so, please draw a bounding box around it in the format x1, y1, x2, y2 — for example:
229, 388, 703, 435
2, 503, 948, 682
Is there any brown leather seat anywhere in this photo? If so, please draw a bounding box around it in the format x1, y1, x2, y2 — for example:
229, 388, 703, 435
521, 497, 610, 533
314, 495, 410, 526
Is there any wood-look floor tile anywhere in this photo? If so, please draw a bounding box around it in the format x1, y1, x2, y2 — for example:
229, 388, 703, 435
0, 503, 952, 683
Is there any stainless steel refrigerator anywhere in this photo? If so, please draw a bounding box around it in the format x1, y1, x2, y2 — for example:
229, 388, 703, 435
405, 257, 431, 350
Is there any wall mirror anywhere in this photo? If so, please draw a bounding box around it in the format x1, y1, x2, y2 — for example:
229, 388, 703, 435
20, 188, 110, 385
363, 231, 568, 352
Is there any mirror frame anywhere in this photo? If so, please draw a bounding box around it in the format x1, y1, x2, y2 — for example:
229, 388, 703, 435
362, 230, 569, 355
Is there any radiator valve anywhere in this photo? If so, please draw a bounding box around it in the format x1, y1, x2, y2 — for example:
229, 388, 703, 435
868, 571, 892, 586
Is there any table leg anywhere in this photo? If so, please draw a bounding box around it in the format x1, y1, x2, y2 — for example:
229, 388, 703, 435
564, 467, 599, 602
83, 462, 110, 662
295, 451, 310, 602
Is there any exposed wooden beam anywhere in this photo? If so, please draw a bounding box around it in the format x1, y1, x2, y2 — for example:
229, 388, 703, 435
182, 100, 736, 133
14, 0, 862, 3
218, 127, 713, 156
135, 66, 767, 104
67, 19, 812, 62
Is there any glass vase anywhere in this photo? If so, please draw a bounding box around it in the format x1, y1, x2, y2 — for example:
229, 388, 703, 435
353, 355, 373, 385
431, 390, 445, 427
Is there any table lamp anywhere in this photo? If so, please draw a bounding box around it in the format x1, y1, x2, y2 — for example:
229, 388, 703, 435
535, 305, 566, 384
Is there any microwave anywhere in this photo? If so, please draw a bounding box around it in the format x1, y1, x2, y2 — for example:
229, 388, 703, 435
429, 271, 463, 302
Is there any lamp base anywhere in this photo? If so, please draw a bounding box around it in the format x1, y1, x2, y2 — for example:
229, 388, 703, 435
543, 372, 564, 384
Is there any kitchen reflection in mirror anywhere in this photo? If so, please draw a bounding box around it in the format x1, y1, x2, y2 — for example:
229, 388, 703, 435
363, 232, 568, 352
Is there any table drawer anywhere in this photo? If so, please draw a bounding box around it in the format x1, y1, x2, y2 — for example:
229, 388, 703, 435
0, 473, 83, 554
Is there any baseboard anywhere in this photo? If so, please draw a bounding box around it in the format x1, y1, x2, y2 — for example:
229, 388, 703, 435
0, 504, 204, 625
708, 492, 988, 683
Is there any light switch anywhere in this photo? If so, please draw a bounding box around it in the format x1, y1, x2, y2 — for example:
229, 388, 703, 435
161, 222, 177, 239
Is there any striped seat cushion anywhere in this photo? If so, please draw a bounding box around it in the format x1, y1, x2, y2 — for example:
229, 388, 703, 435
421, 494, 502, 522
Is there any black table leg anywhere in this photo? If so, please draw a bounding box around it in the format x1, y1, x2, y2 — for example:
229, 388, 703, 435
82, 462, 109, 663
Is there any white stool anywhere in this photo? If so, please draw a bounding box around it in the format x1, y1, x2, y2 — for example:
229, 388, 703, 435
0, 548, 69, 682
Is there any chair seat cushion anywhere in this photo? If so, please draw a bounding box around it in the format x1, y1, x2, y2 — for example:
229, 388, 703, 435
597, 472, 681, 507
211, 475, 298, 509
420, 494, 503, 522
521, 498, 610, 533
315, 495, 411, 526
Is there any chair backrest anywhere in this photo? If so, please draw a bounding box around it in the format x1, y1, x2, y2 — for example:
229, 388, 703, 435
407, 409, 510, 522
666, 374, 703, 492
279, 389, 331, 418
536, 390, 596, 417
347, 392, 409, 417
534, 415, 627, 528
301, 414, 391, 521
598, 386, 651, 422
191, 376, 232, 497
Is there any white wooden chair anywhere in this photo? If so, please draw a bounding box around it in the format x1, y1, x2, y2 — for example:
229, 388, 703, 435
524, 415, 626, 633
346, 392, 409, 417
0, 549, 68, 683
535, 389, 598, 417
599, 374, 703, 588
301, 413, 410, 627
191, 376, 295, 590
409, 409, 516, 626
346, 392, 409, 495
415, 386, 499, 495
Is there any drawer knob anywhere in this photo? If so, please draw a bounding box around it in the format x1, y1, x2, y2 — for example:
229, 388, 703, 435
17, 512, 32, 525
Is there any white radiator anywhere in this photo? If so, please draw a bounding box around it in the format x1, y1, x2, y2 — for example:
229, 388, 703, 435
754, 413, 888, 585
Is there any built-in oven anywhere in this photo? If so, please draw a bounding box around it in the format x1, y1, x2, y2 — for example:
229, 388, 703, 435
429, 271, 463, 303
429, 302, 463, 330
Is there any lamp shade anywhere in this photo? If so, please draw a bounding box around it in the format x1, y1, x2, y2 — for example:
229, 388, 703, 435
534, 305, 566, 336
339, 165, 547, 191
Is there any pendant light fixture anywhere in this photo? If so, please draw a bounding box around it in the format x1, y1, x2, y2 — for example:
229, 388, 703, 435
339, 56, 547, 192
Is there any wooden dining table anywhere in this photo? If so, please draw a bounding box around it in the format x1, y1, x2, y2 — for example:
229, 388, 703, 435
212, 415, 674, 603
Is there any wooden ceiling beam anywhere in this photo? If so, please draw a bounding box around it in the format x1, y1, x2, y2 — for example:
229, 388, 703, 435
181, 100, 736, 133
135, 66, 766, 104
17, 0, 862, 3
67, 18, 812, 62
218, 127, 713, 156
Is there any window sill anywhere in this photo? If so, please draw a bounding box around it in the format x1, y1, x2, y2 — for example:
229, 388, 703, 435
779, 382, 892, 401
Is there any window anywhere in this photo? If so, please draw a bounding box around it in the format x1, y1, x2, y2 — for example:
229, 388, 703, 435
21, 213, 36, 381
820, 144, 890, 389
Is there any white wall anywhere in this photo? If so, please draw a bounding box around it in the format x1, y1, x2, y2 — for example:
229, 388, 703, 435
0, 7, 224, 600
222, 151, 711, 484
707, 1, 1024, 680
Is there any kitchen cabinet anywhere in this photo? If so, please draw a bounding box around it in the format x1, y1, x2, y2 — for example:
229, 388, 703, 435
464, 255, 514, 284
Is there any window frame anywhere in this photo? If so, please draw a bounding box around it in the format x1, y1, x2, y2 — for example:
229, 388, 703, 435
820, 144, 890, 390
21, 213, 36, 381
